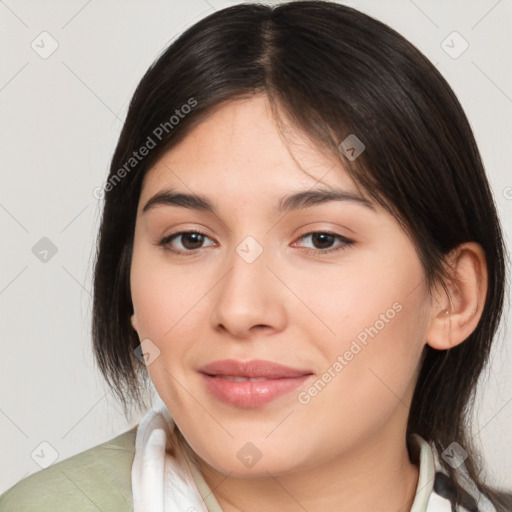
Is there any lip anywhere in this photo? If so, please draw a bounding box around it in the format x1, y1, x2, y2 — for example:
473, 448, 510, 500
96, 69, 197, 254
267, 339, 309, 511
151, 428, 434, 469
198, 359, 314, 408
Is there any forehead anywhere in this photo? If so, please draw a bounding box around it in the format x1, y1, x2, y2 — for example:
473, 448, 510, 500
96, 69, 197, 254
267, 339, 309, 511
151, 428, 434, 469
139, 95, 363, 207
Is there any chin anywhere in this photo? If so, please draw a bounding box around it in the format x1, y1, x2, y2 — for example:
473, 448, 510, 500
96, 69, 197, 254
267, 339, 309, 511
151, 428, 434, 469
193, 442, 309, 478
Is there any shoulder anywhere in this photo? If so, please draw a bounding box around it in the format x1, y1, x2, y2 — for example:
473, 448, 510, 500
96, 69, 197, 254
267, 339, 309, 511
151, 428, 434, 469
0, 426, 137, 512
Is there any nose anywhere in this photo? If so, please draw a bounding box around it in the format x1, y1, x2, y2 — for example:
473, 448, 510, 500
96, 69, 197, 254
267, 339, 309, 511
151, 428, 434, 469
210, 242, 288, 339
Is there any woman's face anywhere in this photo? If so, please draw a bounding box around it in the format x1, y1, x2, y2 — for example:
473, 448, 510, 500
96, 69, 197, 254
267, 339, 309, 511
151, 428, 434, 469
130, 94, 431, 477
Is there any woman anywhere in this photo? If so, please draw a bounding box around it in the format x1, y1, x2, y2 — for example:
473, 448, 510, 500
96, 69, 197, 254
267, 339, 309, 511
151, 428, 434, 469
1, 1, 510, 511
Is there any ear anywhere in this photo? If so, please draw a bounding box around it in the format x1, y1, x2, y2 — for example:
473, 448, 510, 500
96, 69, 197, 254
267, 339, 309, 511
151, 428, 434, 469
425, 242, 488, 350
131, 314, 138, 331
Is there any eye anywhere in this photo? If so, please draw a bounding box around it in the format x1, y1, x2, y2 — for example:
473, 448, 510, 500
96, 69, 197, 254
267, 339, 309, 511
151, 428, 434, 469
156, 230, 354, 257
293, 231, 354, 255
157, 230, 216, 254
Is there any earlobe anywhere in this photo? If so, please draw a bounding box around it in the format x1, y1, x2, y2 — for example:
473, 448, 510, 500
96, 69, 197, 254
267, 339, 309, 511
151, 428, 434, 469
131, 314, 137, 331
425, 242, 487, 351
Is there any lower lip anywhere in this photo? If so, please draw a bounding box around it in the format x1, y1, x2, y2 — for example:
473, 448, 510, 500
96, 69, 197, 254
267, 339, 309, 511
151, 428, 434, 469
200, 373, 313, 408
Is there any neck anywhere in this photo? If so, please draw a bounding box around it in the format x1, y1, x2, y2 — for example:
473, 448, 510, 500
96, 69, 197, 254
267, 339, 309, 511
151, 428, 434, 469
195, 424, 420, 512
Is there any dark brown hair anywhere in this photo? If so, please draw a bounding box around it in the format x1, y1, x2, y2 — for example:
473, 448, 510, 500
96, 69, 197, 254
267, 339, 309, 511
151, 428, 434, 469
92, 1, 510, 509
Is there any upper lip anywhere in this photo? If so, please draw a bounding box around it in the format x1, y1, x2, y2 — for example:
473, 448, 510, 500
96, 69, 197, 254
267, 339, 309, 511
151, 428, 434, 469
198, 359, 313, 379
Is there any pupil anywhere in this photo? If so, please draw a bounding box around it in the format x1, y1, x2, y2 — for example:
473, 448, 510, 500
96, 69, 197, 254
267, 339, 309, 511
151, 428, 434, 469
313, 233, 334, 249
183, 233, 203, 249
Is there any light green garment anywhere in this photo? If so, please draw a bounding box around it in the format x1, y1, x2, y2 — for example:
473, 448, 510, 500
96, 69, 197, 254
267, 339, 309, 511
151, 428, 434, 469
0, 428, 138, 512
0, 426, 224, 512
0, 428, 436, 512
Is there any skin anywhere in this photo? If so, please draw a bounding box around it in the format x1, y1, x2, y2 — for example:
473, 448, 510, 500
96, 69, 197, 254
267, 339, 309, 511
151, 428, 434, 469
130, 94, 487, 512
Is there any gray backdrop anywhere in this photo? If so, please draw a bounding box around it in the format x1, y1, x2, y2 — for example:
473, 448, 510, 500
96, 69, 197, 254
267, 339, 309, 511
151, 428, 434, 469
1, 0, 511, 494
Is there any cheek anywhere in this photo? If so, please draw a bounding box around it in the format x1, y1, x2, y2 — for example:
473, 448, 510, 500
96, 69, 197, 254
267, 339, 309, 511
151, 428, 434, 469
289, 256, 406, 348
300, 293, 427, 448
130, 247, 198, 369
303, 250, 428, 404
130, 245, 225, 393
131, 243, 192, 331
130, 256, 202, 408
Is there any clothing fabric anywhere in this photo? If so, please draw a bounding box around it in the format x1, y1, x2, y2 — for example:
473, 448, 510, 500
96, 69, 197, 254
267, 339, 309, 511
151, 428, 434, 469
131, 396, 498, 512
0, 399, 500, 512
131, 395, 222, 512
0, 426, 136, 511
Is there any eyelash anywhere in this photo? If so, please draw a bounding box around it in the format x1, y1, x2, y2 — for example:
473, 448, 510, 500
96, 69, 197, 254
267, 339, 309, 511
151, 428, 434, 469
156, 230, 354, 257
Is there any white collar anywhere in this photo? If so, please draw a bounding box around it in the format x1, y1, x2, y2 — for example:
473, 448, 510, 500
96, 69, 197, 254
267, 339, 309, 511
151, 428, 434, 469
131, 398, 494, 512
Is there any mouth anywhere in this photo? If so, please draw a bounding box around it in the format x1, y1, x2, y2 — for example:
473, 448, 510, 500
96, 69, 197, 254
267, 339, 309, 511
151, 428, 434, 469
198, 359, 314, 408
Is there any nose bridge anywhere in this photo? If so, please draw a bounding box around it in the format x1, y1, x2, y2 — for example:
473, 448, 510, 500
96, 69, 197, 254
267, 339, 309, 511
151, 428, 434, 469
221, 234, 272, 305
210, 233, 286, 335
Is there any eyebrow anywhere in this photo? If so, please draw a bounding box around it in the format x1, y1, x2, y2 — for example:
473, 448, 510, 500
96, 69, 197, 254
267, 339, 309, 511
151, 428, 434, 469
142, 187, 375, 215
